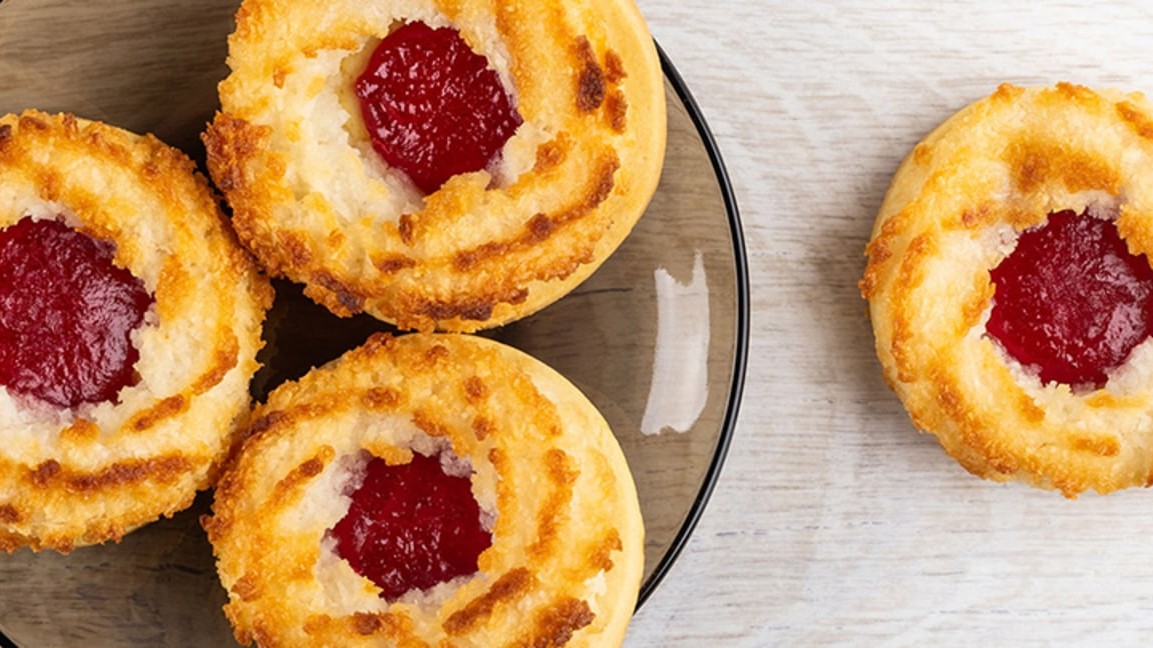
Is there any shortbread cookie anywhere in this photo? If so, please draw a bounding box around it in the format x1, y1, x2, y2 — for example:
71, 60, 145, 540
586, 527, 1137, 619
205, 0, 666, 332
204, 332, 643, 647
0, 110, 272, 550
862, 83, 1153, 497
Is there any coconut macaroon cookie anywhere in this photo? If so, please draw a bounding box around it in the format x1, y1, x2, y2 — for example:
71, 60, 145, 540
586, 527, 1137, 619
205, 0, 666, 332
0, 110, 272, 551
861, 82, 1153, 497
203, 333, 643, 647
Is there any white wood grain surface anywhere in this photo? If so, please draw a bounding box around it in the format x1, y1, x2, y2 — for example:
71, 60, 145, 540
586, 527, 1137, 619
629, 1, 1153, 645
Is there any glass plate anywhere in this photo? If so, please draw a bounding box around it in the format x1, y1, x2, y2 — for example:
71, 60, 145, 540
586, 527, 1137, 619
0, 1, 748, 645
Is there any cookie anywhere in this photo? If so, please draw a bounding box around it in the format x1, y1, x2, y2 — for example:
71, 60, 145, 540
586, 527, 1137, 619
862, 83, 1153, 496
205, 0, 666, 331
0, 110, 272, 551
204, 332, 643, 647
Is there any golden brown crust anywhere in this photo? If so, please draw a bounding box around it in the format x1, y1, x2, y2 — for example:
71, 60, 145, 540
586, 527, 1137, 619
0, 110, 272, 550
206, 0, 666, 332
204, 333, 643, 647
863, 83, 1153, 497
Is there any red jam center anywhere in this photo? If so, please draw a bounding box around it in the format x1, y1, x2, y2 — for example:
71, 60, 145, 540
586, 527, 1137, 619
354, 21, 523, 194
987, 209, 1153, 387
0, 217, 151, 408
331, 452, 492, 601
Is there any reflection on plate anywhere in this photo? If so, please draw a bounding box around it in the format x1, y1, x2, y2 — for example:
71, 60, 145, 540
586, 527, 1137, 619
0, 1, 747, 644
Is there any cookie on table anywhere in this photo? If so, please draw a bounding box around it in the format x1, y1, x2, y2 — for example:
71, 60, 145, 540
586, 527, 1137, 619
862, 82, 1153, 497
205, 0, 667, 332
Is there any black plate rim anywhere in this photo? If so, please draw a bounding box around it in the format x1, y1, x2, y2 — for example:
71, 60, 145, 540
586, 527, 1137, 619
634, 42, 749, 610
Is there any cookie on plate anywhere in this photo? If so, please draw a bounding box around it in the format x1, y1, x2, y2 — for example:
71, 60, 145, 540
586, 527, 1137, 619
203, 332, 643, 647
205, 0, 667, 332
861, 83, 1153, 497
0, 110, 272, 551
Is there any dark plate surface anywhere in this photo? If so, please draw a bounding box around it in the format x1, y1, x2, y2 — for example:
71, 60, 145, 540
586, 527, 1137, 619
0, 1, 747, 644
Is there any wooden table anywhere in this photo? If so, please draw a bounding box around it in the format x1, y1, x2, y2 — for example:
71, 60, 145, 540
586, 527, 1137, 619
630, 1, 1153, 645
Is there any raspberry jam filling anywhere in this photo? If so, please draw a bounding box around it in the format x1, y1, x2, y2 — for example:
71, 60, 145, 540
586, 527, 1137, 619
0, 217, 151, 408
354, 21, 523, 194
330, 452, 492, 601
987, 209, 1153, 387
